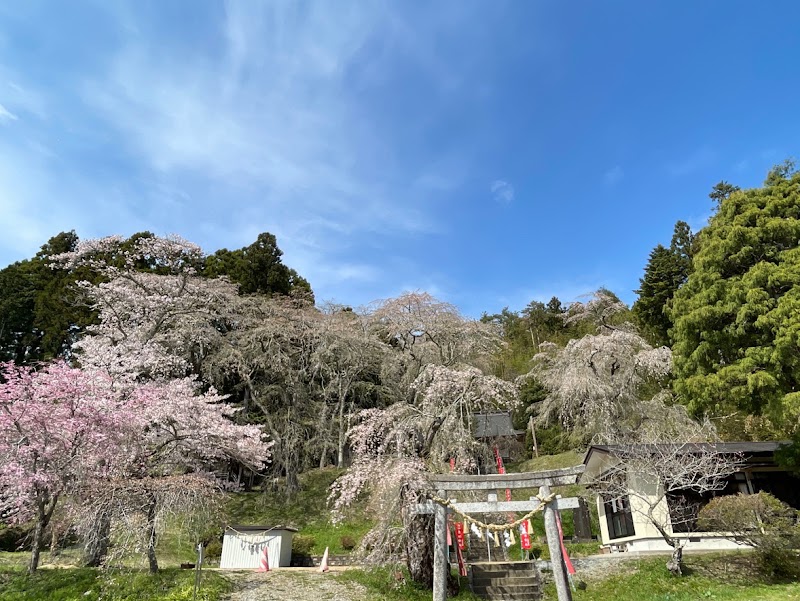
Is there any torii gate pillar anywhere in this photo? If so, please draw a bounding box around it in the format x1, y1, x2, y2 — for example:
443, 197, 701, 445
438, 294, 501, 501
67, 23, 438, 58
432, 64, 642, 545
432, 489, 448, 601
541, 484, 572, 601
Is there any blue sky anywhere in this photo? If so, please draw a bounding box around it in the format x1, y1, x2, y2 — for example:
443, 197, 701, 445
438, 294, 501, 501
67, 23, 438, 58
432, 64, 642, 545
1, 1, 798, 316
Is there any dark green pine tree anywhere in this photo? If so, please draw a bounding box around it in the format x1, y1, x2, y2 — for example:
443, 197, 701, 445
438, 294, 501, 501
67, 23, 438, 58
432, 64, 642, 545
709, 180, 740, 210
0, 231, 97, 363
203, 232, 313, 300
633, 221, 694, 347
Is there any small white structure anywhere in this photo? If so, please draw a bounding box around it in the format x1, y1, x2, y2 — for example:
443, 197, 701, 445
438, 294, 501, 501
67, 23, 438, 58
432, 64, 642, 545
220, 525, 298, 569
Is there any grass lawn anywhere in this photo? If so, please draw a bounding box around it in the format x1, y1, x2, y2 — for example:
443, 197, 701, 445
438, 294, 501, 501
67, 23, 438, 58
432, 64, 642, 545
511, 450, 586, 473
561, 554, 800, 601
0, 566, 233, 601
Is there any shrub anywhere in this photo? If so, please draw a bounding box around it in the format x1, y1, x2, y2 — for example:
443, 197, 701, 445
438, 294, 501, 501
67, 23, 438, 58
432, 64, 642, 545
292, 534, 316, 555
340, 535, 357, 551
204, 538, 223, 559
698, 492, 800, 580
0, 524, 29, 552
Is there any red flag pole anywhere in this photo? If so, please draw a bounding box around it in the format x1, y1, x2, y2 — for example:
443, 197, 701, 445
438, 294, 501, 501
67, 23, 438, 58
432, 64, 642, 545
555, 509, 576, 591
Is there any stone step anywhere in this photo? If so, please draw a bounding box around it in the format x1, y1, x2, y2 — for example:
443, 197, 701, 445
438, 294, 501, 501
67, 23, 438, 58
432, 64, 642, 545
472, 578, 540, 589
470, 561, 542, 601
473, 576, 539, 587
471, 561, 539, 573
472, 561, 537, 568
479, 587, 541, 601
473, 567, 539, 576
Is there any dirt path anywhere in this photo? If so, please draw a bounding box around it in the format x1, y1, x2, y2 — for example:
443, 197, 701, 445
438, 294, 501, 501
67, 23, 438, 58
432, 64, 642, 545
223, 568, 368, 601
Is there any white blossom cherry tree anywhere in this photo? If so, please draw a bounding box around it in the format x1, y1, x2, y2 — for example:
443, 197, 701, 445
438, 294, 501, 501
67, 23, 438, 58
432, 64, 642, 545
52, 234, 271, 570
530, 292, 739, 576
312, 305, 388, 468
524, 290, 672, 436
330, 362, 519, 589
55, 234, 239, 380
367, 292, 503, 385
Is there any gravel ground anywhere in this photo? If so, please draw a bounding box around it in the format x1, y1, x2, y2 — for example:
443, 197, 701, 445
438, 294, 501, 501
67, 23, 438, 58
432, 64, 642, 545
223, 568, 368, 601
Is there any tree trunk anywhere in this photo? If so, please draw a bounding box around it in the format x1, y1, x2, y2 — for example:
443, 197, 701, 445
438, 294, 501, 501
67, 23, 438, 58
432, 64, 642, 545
285, 467, 299, 500
28, 503, 46, 574
337, 391, 346, 467
82, 509, 111, 567
319, 439, 329, 469
146, 496, 159, 574
49, 519, 61, 558
28, 492, 57, 574
401, 487, 459, 593
666, 545, 683, 576
404, 502, 435, 588
648, 512, 683, 576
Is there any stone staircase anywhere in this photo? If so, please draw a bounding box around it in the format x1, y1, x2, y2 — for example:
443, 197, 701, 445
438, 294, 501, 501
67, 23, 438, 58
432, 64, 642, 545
463, 519, 509, 563
470, 561, 542, 601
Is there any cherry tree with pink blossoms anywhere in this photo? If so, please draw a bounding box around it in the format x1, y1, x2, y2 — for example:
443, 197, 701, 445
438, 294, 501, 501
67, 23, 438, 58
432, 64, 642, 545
0, 360, 269, 573
0, 362, 137, 573
80, 375, 268, 572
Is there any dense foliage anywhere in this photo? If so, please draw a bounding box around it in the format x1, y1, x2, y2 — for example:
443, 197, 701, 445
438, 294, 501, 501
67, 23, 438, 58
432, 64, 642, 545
670, 162, 800, 434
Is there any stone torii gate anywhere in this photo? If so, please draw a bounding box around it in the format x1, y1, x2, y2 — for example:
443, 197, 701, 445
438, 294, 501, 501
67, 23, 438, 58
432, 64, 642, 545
415, 465, 585, 601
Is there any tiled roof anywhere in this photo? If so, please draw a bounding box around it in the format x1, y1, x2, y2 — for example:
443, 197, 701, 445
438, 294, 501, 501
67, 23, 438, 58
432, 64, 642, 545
473, 412, 523, 437
583, 441, 786, 465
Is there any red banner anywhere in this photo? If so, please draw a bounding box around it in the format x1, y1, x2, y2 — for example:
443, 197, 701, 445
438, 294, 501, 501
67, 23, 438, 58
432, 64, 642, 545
520, 520, 532, 550
455, 534, 467, 576
494, 447, 513, 502
454, 522, 466, 550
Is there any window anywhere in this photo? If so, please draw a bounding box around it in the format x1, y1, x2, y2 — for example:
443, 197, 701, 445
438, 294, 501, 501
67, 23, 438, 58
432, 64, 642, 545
749, 471, 800, 509
603, 495, 635, 539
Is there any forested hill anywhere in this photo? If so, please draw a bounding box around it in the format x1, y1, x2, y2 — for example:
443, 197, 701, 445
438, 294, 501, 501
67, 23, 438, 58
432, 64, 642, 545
0, 161, 798, 575
0, 231, 312, 364
2, 162, 799, 444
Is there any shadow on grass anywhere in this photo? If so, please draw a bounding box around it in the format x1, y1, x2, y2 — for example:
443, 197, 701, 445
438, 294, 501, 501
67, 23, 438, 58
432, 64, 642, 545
684, 552, 760, 585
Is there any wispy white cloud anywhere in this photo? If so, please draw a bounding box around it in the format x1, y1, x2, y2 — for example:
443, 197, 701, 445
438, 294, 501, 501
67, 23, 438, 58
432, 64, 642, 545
604, 165, 623, 185
78, 2, 471, 297
0, 102, 17, 122
0, 71, 49, 120
490, 180, 515, 204
0, 2, 547, 312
